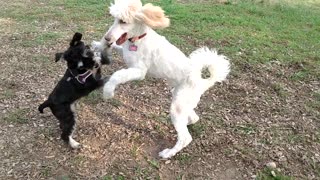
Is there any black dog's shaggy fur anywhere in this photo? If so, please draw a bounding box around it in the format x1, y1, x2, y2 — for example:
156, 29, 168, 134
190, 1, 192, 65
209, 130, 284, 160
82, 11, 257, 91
38, 32, 111, 148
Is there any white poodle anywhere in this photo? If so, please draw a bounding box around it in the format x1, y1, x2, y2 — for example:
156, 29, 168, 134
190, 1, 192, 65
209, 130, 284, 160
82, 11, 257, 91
92, 0, 230, 159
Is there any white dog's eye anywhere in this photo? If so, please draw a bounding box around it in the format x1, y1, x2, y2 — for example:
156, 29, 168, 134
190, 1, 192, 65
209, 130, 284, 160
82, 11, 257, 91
119, 19, 126, 24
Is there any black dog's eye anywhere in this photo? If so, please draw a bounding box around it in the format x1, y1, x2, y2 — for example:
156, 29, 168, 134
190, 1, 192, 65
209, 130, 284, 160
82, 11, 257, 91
119, 19, 126, 24
83, 48, 93, 58
86, 51, 94, 57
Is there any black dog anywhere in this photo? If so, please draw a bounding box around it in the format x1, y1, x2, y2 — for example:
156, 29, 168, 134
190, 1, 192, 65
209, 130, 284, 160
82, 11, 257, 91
38, 32, 111, 148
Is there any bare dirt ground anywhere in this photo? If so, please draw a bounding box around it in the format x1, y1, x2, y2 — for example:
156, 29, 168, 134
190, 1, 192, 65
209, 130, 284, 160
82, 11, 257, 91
1, 0, 320, 179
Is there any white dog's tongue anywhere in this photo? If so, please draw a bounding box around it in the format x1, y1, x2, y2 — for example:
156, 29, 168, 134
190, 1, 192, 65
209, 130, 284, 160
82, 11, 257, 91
116, 33, 127, 45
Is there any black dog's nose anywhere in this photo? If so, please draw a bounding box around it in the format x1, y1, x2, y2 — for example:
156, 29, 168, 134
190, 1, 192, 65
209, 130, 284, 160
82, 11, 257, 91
105, 37, 111, 42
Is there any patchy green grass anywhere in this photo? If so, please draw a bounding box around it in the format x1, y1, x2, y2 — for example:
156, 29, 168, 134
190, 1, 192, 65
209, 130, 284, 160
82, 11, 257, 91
133, 165, 160, 179
0, 89, 15, 100
72, 155, 87, 166
32, 55, 51, 62
82, 90, 103, 105
271, 83, 288, 98
175, 153, 193, 165
150, 113, 170, 124
1, 0, 319, 179
60, 176, 71, 180
3, 108, 29, 124
234, 124, 257, 135
147, 158, 160, 169
310, 91, 320, 109
2, 0, 318, 81
189, 123, 207, 137
21, 32, 64, 47
103, 175, 125, 180
106, 98, 123, 108
257, 167, 293, 180
40, 165, 53, 177
151, 0, 319, 81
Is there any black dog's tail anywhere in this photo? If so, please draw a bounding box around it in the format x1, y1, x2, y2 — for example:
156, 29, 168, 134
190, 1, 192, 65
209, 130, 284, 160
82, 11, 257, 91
38, 100, 51, 113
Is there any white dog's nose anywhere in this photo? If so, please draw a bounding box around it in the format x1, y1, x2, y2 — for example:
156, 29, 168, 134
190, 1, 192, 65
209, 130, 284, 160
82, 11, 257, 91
104, 36, 111, 42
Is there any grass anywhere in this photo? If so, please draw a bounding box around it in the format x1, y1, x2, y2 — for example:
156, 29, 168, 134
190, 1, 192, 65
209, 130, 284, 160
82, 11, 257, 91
189, 123, 207, 137
302, 90, 320, 121
37, 127, 57, 140
310, 91, 320, 110
1, 0, 319, 179
60, 176, 71, 180
0, 89, 15, 100
82, 89, 124, 106
1, 0, 318, 81
130, 145, 140, 157
107, 98, 123, 108
82, 91, 103, 105
32, 55, 51, 62
72, 155, 87, 167
133, 166, 160, 179
40, 166, 52, 177
21, 32, 63, 47
175, 153, 193, 165
151, 113, 170, 124
235, 124, 257, 135
103, 175, 125, 180
257, 167, 293, 180
272, 83, 288, 98
3, 109, 29, 124
147, 158, 160, 169
154, 0, 319, 81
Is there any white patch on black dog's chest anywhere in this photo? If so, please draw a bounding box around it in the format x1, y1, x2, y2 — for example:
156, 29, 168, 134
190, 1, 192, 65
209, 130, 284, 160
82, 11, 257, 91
77, 61, 83, 68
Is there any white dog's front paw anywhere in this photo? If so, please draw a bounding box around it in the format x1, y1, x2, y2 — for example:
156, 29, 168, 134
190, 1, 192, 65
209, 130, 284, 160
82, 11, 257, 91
91, 41, 103, 52
103, 85, 115, 100
159, 148, 177, 159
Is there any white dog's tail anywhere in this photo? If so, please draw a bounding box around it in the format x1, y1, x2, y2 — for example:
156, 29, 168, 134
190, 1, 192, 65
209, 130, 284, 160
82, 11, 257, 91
189, 47, 230, 90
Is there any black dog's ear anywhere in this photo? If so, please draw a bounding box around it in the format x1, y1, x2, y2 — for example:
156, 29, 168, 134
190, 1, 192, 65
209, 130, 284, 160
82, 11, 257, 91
55, 53, 64, 62
70, 32, 82, 46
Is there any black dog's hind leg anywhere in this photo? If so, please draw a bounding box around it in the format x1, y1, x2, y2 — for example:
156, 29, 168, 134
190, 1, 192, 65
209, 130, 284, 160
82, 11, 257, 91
38, 100, 51, 113
52, 104, 80, 149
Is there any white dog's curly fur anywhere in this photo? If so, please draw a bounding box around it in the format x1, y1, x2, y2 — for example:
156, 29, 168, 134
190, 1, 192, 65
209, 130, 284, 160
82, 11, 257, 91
92, 0, 230, 159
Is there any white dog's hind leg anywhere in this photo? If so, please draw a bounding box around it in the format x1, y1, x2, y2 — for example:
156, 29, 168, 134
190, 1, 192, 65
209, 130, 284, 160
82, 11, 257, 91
188, 110, 199, 125
159, 102, 192, 159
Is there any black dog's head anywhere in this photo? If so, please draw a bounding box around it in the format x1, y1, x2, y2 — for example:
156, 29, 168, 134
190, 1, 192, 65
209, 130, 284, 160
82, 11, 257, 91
55, 32, 111, 73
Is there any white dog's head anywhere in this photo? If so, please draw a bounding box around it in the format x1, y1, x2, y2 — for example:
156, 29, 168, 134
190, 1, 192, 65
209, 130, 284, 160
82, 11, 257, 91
104, 0, 170, 45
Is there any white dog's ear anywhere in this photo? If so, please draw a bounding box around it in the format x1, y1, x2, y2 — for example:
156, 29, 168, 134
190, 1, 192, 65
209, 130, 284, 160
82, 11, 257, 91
135, 3, 170, 29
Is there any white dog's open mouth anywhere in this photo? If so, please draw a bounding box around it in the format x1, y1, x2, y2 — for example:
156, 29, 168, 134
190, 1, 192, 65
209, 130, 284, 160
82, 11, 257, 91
116, 32, 128, 45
